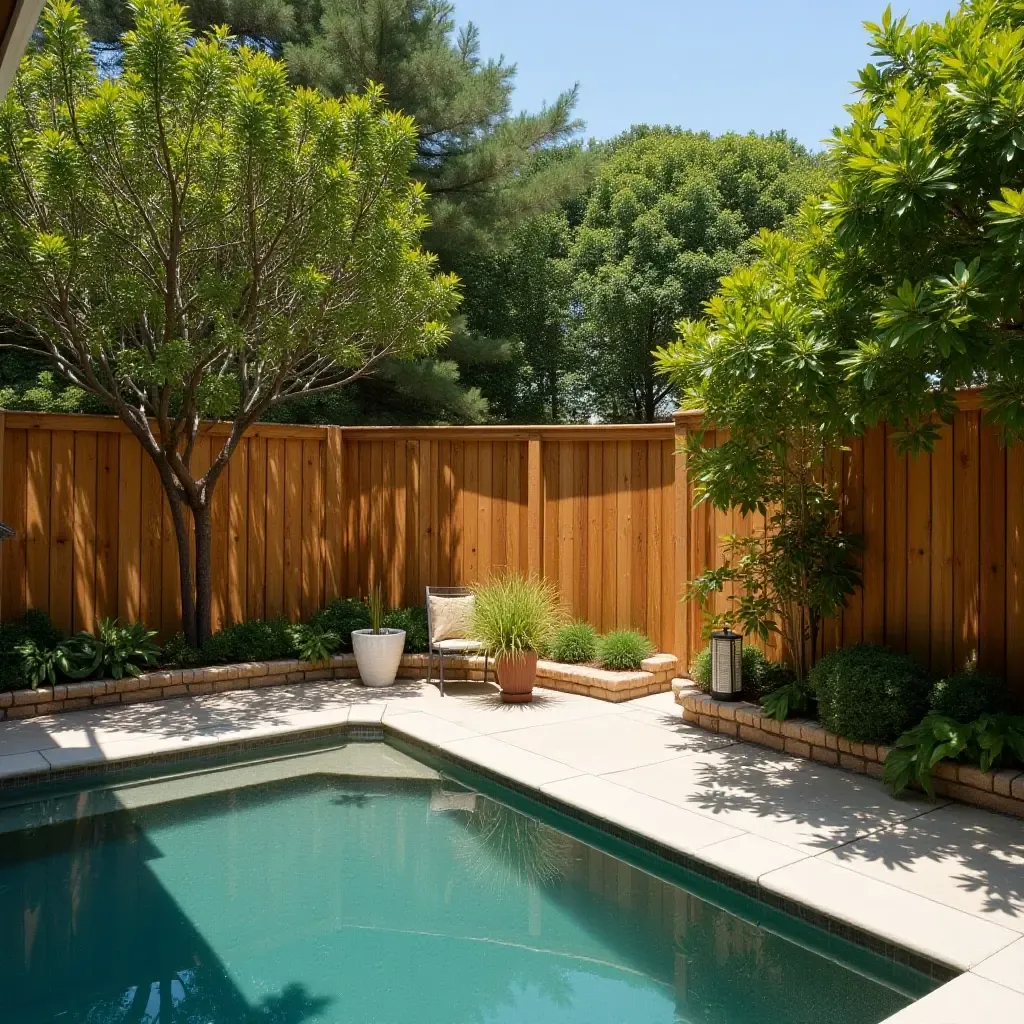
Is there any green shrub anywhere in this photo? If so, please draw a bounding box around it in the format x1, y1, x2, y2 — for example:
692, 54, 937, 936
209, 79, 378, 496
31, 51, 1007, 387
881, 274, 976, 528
67, 618, 161, 679
382, 606, 428, 652
0, 609, 63, 690
551, 622, 598, 664
930, 670, 1007, 723
308, 599, 372, 651
201, 618, 294, 665
16, 638, 75, 689
809, 644, 930, 743
470, 573, 561, 658
597, 630, 654, 671
689, 643, 794, 701
288, 623, 340, 663
161, 631, 202, 669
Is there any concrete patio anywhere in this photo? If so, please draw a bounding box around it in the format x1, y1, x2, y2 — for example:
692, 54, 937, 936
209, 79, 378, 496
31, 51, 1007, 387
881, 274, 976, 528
0, 677, 1021, 1022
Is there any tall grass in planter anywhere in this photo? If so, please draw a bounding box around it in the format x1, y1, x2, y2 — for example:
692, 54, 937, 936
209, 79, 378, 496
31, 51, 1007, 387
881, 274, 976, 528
471, 574, 561, 703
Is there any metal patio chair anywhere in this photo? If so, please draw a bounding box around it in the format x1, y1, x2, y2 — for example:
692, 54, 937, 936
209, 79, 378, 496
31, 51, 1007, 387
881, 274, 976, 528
425, 586, 489, 696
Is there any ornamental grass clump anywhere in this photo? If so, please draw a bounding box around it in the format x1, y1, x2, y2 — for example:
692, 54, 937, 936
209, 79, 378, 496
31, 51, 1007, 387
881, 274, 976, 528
551, 622, 598, 664
597, 630, 654, 671
470, 574, 561, 661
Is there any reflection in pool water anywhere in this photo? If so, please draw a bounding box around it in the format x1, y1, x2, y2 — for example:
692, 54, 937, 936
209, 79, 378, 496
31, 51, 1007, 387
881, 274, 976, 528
0, 743, 932, 1023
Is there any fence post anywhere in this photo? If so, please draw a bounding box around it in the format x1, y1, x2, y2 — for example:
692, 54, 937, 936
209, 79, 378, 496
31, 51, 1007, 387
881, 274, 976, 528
672, 412, 690, 670
324, 426, 344, 603
527, 434, 543, 577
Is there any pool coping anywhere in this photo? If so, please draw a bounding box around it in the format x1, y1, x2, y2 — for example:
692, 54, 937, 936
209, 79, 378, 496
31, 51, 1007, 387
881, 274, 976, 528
2, 701, 1022, 1023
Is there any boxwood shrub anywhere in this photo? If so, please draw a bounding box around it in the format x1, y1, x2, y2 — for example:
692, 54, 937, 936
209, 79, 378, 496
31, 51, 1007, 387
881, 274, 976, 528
930, 670, 1007, 723
809, 644, 930, 743
200, 618, 294, 665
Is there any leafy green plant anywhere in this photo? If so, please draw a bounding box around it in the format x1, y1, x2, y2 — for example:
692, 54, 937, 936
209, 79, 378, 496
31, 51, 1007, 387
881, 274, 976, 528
470, 573, 561, 660
288, 624, 340, 664
809, 644, 930, 744
16, 639, 75, 689
930, 670, 1007, 723
382, 606, 428, 652
761, 681, 812, 723
308, 600, 372, 652
67, 619, 161, 680
551, 622, 598, 664
201, 619, 294, 665
367, 583, 386, 635
161, 632, 203, 669
884, 713, 1024, 797
596, 630, 654, 671
0, 609, 64, 691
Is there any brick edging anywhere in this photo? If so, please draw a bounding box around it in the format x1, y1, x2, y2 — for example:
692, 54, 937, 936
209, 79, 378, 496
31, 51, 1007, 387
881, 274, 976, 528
673, 680, 1024, 819
0, 652, 679, 720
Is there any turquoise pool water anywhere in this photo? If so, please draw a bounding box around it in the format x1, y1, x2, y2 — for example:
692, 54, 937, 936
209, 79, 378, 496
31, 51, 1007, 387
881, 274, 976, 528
0, 742, 933, 1023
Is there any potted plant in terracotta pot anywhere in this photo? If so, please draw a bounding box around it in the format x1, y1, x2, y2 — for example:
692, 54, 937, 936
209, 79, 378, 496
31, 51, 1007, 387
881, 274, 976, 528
470, 573, 560, 703
352, 584, 406, 688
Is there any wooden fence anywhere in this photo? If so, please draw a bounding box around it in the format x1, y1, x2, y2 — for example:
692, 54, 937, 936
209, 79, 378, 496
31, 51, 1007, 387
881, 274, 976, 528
0, 398, 1019, 701
675, 393, 1024, 701
0, 414, 681, 652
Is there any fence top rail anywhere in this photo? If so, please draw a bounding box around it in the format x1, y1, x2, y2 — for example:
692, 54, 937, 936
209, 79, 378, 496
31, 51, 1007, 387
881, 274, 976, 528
0, 411, 676, 441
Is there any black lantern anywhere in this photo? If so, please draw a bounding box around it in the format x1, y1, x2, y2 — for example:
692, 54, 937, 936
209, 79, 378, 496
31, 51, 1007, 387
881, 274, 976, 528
710, 627, 742, 701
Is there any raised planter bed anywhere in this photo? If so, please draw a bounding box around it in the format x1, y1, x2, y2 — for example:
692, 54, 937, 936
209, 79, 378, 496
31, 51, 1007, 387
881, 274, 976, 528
0, 652, 679, 720
674, 680, 1024, 819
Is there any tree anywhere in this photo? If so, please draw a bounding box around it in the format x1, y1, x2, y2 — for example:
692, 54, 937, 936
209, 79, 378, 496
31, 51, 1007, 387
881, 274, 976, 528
74, 0, 590, 425
827, 0, 1024, 445
571, 129, 822, 421
0, 0, 459, 644
655, 221, 861, 680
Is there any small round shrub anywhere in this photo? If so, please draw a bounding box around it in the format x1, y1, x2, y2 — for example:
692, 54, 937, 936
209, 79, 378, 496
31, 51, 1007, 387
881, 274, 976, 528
308, 598, 372, 651
809, 644, 930, 743
688, 643, 794, 700
597, 630, 655, 671
382, 606, 429, 653
930, 670, 1007, 722
0, 609, 64, 690
552, 622, 598, 664
161, 631, 202, 669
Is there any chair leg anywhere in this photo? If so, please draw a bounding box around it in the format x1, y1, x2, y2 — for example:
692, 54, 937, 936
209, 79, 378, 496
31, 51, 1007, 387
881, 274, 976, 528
426, 648, 432, 686
439, 653, 445, 697
484, 652, 489, 686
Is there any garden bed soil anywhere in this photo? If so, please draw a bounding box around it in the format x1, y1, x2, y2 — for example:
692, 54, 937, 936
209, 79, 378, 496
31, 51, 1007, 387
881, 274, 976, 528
0, 652, 679, 720
674, 680, 1024, 819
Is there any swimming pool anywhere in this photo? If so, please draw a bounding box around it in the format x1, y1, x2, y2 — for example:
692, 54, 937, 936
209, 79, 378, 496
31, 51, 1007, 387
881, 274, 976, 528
1, 741, 935, 1023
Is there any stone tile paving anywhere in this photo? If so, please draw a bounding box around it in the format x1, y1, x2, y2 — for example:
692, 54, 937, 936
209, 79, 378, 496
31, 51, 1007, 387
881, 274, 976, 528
0, 677, 1022, 1022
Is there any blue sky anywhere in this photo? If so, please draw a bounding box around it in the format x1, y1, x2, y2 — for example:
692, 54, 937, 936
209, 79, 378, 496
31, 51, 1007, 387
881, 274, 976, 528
454, 0, 957, 150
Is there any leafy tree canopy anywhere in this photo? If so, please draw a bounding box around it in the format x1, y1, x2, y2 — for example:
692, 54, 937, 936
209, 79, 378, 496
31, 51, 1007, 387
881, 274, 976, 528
570, 128, 824, 421
0, 0, 458, 641
827, 0, 1024, 444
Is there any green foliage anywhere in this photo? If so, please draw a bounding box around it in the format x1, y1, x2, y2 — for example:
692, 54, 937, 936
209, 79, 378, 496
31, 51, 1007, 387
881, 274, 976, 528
657, 225, 861, 680
884, 713, 1024, 797
809, 644, 930, 744
382, 606, 429, 653
201, 619, 294, 665
930, 670, 1008, 722
0, 0, 459, 645
551, 622, 599, 664
15, 638, 75, 690
161, 631, 202, 669
823, 1, 1024, 443
573, 129, 823, 421
308, 599, 372, 651
761, 681, 813, 723
288, 623, 340, 664
67, 618, 161, 680
470, 573, 561, 660
596, 630, 655, 671
0, 609, 62, 691
689, 643, 795, 701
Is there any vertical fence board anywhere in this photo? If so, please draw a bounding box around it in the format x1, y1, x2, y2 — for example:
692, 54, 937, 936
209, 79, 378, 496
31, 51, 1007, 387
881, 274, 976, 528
264, 438, 285, 620
25, 430, 51, 614
300, 439, 322, 619
586, 442, 603, 624
906, 450, 932, 666
616, 441, 632, 628
862, 425, 886, 645
48, 431, 74, 633
227, 439, 248, 626
246, 437, 267, 622
117, 435, 142, 623
884, 428, 908, 651
323, 427, 344, 604
631, 442, 648, 634
953, 411, 981, 671
930, 423, 955, 676
979, 422, 1006, 677
138, 451, 163, 633
1007, 443, 1024, 702
842, 437, 865, 647
209, 444, 230, 632
95, 433, 119, 622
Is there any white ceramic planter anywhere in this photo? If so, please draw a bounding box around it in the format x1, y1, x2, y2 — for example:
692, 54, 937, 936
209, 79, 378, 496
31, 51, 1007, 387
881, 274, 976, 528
351, 628, 406, 688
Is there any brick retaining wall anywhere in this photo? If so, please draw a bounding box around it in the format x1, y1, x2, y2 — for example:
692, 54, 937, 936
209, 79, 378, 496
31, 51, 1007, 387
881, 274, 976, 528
674, 681, 1024, 819
0, 652, 678, 720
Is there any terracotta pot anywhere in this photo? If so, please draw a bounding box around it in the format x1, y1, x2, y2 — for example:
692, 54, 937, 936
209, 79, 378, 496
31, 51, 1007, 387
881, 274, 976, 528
495, 650, 538, 704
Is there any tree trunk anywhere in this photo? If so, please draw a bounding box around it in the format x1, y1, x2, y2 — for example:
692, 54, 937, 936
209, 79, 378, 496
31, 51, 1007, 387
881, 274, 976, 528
163, 481, 198, 647
193, 502, 213, 646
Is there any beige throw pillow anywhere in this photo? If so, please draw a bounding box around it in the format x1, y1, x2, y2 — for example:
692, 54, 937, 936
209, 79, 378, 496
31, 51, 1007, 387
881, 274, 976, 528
429, 594, 475, 643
